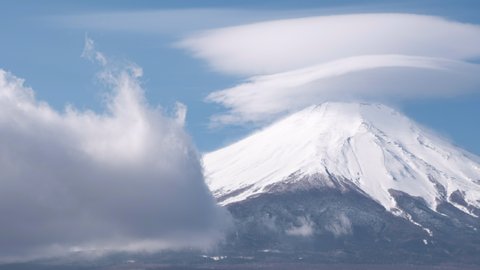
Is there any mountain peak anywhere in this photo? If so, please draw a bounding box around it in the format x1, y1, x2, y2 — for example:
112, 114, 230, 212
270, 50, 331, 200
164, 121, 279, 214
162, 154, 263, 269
305, 102, 408, 133
204, 102, 480, 220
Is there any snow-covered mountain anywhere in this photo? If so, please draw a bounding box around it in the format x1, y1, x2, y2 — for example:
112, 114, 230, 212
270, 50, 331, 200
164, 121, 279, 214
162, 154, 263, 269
204, 102, 480, 222
203, 102, 480, 263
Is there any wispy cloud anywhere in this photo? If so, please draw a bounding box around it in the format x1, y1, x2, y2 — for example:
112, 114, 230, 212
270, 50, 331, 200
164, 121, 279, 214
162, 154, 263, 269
179, 13, 480, 125
53, 9, 326, 36
0, 38, 229, 262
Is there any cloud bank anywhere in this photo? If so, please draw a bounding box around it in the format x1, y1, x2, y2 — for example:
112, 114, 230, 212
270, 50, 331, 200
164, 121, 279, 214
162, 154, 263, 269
179, 13, 480, 125
0, 39, 229, 261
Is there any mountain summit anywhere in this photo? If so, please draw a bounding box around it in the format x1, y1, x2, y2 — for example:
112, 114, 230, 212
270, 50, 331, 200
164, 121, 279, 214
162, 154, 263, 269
203, 102, 480, 263
205, 102, 480, 214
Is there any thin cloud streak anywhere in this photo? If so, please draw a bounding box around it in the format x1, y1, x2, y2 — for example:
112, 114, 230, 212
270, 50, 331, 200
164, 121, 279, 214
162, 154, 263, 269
52, 9, 328, 36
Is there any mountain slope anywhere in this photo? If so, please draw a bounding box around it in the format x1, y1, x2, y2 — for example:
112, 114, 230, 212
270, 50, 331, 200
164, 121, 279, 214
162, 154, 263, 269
204, 102, 480, 219
204, 103, 480, 264
203, 102, 480, 264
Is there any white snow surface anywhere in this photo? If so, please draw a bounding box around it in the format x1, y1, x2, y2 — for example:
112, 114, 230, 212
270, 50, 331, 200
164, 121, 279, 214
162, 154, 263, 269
203, 102, 480, 216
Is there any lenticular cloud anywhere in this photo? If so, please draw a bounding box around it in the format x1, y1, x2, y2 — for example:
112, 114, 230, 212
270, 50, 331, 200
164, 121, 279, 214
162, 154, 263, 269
179, 13, 480, 125
0, 41, 228, 261
180, 13, 480, 76
206, 55, 480, 124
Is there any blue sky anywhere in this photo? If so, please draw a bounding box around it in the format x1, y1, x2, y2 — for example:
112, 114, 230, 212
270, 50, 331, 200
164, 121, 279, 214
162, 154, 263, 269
2, 0, 480, 154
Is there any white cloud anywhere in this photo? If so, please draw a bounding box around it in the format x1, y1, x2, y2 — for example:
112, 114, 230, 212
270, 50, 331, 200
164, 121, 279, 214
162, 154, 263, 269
206, 55, 480, 125
81, 36, 107, 66
179, 13, 480, 125
174, 101, 187, 126
286, 216, 314, 237
324, 213, 352, 237
180, 13, 480, 76
0, 39, 230, 262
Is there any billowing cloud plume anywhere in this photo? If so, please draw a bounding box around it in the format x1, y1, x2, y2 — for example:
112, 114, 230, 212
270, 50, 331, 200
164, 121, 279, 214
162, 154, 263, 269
179, 13, 480, 125
0, 38, 229, 261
